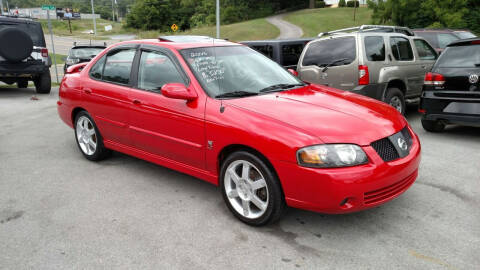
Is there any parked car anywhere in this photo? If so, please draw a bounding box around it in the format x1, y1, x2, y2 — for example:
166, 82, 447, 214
413, 29, 477, 54
58, 36, 420, 226
241, 38, 313, 69
64, 42, 107, 73
297, 26, 438, 114
0, 16, 51, 93
419, 38, 480, 132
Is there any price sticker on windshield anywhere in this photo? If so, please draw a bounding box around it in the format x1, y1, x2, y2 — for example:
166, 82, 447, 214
171, 24, 178, 32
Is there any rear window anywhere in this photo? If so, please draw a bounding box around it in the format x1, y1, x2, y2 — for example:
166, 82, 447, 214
70, 47, 105, 58
281, 44, 305, 67
364, 36, 385, 61
0, 23, 45, 47
437, 33, 459, 49
455, 31, 476, 39
436, 45, 480, 68
302, 37, 356, 67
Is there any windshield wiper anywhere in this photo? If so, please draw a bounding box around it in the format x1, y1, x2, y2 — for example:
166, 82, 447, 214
320, 58, 350, 72
259, 83, 305, 93
215, 91, 258, 98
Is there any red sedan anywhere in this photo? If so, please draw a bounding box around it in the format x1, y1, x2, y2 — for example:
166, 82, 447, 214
57, 36, 421, 226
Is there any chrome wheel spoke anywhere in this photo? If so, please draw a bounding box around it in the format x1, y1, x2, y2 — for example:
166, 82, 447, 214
227, 190, 239, 198
241, 163, 250, 180
250, 178, 266, 190
251, 195, 267, 211
242, 199, 250, 216
228, 168, 240, 184
88, 139, 96, 149
87, 129, 95, 136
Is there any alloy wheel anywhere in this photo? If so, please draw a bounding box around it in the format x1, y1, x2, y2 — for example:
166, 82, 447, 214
76, 116, 97, 155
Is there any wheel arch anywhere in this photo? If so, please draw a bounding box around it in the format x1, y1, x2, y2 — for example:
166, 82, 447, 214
386, 79, 407, 97
71, 107, 87, 125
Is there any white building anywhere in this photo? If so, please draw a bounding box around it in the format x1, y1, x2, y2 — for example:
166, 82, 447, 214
325, 0, 368, 5
16, 8, 99, 20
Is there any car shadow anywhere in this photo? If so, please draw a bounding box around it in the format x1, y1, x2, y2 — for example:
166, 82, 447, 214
0, 86, 38, 98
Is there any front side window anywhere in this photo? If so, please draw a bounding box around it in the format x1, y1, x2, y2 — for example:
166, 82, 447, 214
390, 37, 414, 61
365, 36, 385, 61
102, 49, 136, 85
181, 46, 302, 97
89, 55, 106, 79
414, 39, 437, 60
302, 37, 356, 67
281, 44, 305, 67
137, 51, 185, 92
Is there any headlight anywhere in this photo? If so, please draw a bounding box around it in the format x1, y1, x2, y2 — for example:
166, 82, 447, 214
66, 58, 80, 65
297, 144, 368, 168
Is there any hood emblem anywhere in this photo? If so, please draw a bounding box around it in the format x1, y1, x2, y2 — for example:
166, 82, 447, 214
397, 137, 408, 151
469, 74, 479, 84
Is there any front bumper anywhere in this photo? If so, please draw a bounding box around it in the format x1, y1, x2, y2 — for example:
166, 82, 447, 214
0, 61, 49, 78
420, 90, 480, 127
351, 83, 387, 101
273, 127, 421, 214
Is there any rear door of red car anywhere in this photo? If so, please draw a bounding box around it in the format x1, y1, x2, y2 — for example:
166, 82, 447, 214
127, 45, 206, 169
82, 45, 138, 146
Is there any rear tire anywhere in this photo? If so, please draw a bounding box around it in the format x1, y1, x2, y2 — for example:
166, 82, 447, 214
17, 80, 28, 89
34, 71, 51, 94
421, 119, 445, 132
385, 88, 406, 115
74, 111, 111, 161
220, 151, 285, 226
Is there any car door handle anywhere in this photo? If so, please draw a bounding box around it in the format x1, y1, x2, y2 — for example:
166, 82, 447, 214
83, 88, 92, 94
132, 99, 142, 105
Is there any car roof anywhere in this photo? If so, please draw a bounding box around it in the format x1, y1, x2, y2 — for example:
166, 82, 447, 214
413, 28, 472, 33
314, 32, 413, 40
0, 16, 40, 25
447, 37, 480, 47
110, 37, 241, 51
72, 46, 106, 49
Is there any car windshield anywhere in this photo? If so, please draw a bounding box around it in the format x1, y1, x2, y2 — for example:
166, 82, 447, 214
0, 23, 45, 46
455, 31, 476, 39
181, 46, 303, 98
70, 47, 105, 59
436, 45, 480, 68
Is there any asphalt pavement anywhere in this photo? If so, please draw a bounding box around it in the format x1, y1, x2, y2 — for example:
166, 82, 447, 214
0, 86, 479, 269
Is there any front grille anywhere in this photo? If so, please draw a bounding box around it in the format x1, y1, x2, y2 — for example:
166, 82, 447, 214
371, 137, 399, 162
364, 172, 416, 205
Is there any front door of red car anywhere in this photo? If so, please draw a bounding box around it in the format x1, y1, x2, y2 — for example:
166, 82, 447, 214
128, 48, 206, 169
82, 46, 137, 146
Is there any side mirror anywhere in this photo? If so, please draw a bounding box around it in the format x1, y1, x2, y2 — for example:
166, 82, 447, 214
66, 62, 88, 74
288, 68, 298, 77
161, 83, 197, 101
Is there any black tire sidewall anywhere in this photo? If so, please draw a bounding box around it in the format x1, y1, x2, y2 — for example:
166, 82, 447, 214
385, 88, 405, 115
220, 151, 284, 226
74, 111, 109, 161
35, 72, 51, 94
421, 118, 445, 132
17, 80, 28, 88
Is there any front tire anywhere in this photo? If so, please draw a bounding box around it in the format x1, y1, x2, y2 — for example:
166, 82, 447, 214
385, 88, 405, 115
74, 111, 111, 161
34, 71, 51, 94
17, 80, 28, 88
421, 119, 445, 132
220, 151, 285, 226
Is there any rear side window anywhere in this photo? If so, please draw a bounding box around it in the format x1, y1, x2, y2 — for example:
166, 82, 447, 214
415, 32, 438, 48
413, 39, 437, 60
102, 49, 136, 85
302, 37, 356, 67
390, 37, 414, 61
251, 45, 273, 59
364, 36, 385, 61
435, 45, 480, 68
281, 44, 305, 67
89, 55, 106, 79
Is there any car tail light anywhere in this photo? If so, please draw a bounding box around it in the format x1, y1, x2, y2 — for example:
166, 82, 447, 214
358, 65, 369, 85
471, 40, 480, 45
41, 48, 48, 58
424, 72, 445, 86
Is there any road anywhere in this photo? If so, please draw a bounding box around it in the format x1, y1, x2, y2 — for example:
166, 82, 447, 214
267, 14, 304, 39
45, 35, 131, 55
0, 87, 479, 269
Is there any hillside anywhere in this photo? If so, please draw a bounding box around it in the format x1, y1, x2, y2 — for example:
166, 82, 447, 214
284, 7, 373, 37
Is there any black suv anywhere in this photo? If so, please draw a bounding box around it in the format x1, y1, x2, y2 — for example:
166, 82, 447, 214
419, 38, 480, 132
0, 16, 51, 93
241, 38, 313, 69
64, 42, 106, 73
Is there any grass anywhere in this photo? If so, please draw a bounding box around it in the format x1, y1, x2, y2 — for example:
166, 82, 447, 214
284, 7, 373, 37
137, 18, 280, 42
40, 18, 127, 37
51, 53, 66, 65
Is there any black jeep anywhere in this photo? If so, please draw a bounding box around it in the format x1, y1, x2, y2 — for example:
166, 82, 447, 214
0, 16, 51, 94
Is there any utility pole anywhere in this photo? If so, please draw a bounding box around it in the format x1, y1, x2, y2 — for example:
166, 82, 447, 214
90, 0, 97, 36
47, 10, 59, 83
216, 0, 220, 38
0, 0, 4, 15
111, 0, 115, 21
5, 0, 9, 14
353, 0, 357, 21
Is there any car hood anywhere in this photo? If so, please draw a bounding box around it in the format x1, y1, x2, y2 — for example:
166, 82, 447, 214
225, 84, 406, 146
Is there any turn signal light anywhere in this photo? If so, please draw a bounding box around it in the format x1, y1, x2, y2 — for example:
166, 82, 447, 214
424, 72, 445, 86
358, 65, 369, 85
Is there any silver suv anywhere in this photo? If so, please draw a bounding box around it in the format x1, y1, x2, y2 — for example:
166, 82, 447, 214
297, 25, 438, 114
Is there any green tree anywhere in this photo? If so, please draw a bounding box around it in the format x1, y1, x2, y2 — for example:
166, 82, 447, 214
339, 0, 347, 7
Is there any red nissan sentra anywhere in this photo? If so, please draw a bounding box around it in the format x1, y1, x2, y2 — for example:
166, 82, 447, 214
57, 36, 421, 226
